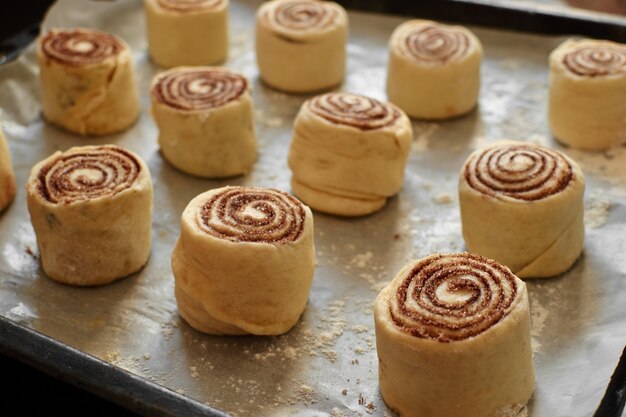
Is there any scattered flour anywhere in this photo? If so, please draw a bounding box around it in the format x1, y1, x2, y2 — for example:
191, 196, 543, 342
433, 192, 453, 204
565, 147, 626, 189
330, 407, 347, 417
412, 122, 439, 152
530, 297, 549, 354
351, 325, 369, 334
255, 109, 284, 128
351, 252, 373, 268
585, 197, 612, 228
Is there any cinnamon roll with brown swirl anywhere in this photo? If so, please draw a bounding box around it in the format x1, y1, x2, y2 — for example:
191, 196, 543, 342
26, 145, 153, 286
387, 20, 482, 120
255, 0, 348, 93
549, 39, 626, 150
288, 92, 412, 216
171, 186, 315, 335
151, 67, 256, 178
375, 253, 535, 417
37, 28, 139, 136
145, 0, 228, 68
0, 126, 16, 211
459, 141, 585, 278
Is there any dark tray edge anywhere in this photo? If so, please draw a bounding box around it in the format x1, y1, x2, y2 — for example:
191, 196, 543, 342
0, 316, 230, 417
335, 0, 626, 42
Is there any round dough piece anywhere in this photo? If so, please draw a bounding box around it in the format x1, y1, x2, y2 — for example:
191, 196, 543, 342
549, 39, 626, 150
151, 67, 257, 178
288, 92, 412, 217
145, 0, 228, 68
386, 19, 483, 120
0, 126, 16, 211
375, 252, 535, 417
171, 186, 315, 336
37, 28, 140, 136
26, 145, 153, 286
459, 141, 585, 278
255, 0, 348, 93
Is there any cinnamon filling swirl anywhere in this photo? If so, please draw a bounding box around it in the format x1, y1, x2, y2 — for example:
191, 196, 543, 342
390, 253, 519, 342
153, 68, 247, 111
308, 93, 400, 130
402, 24, 470, 65
563, 45, 626, 77
464, 144, 573, 201
37, 146, 141, 204
197, 187, 306, 243
263, 0, 338, 33
40, 29, 123, 66
156, 0, 224, 11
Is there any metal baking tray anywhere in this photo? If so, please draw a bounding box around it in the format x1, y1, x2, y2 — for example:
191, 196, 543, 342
1, 0, 626, 416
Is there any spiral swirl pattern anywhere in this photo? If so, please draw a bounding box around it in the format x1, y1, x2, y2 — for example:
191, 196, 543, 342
153, 68, 247, 111
37, 146, 141, 204
389, 253, 519, 342
401, 23, 470, 65
40, 29, 123, 66
464, 143, 573, 201
197, 187, 307, 243
263, 0, 339, 33
563, 45, 626, 77
308, 93, 400, 130
156, 0, 224, 11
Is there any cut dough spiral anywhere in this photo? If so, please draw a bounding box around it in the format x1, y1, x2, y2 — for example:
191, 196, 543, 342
549, 39, 626, 150
37, 28, 139, 135
152, 67, 247, 111
463, 143, 573, 201
288, 92, 412, 216
262, 0, 339, 33
197, 187, 306, 243
40, 28, 122, 66
375, 253, 535, 417
401, 23, 470, 65
388, 252, 518, 342
563, 45, 626, 77
26, 145, 153, 286
386, 19, 482, 119
37, 146, 141, 204
459, 141, 585, 278
171, 186, 315, 336
146, 0, 228, 67
307, 93, 400, 130
150, 67, 256, 178
255, 0, 348, 92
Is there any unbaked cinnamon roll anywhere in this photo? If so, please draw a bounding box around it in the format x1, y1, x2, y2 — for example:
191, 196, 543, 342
549, 39, 626, 150
145, 0, 228, 68
26, 145, 153, 286
459, 141, 585, 278
172, 186, 315, 335
288, 92, 412, 216
37, 28, 139, 136
255, 0, 348, 92
387, 19, 482, 120
375, 252, 535, 417
151, 67, 256, 178
0, 126, 15, 211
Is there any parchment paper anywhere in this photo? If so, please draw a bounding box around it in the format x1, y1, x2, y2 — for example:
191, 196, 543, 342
0, 1, 625, 416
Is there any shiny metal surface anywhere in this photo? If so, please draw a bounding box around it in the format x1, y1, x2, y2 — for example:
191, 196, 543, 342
0, 1, 624, 416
